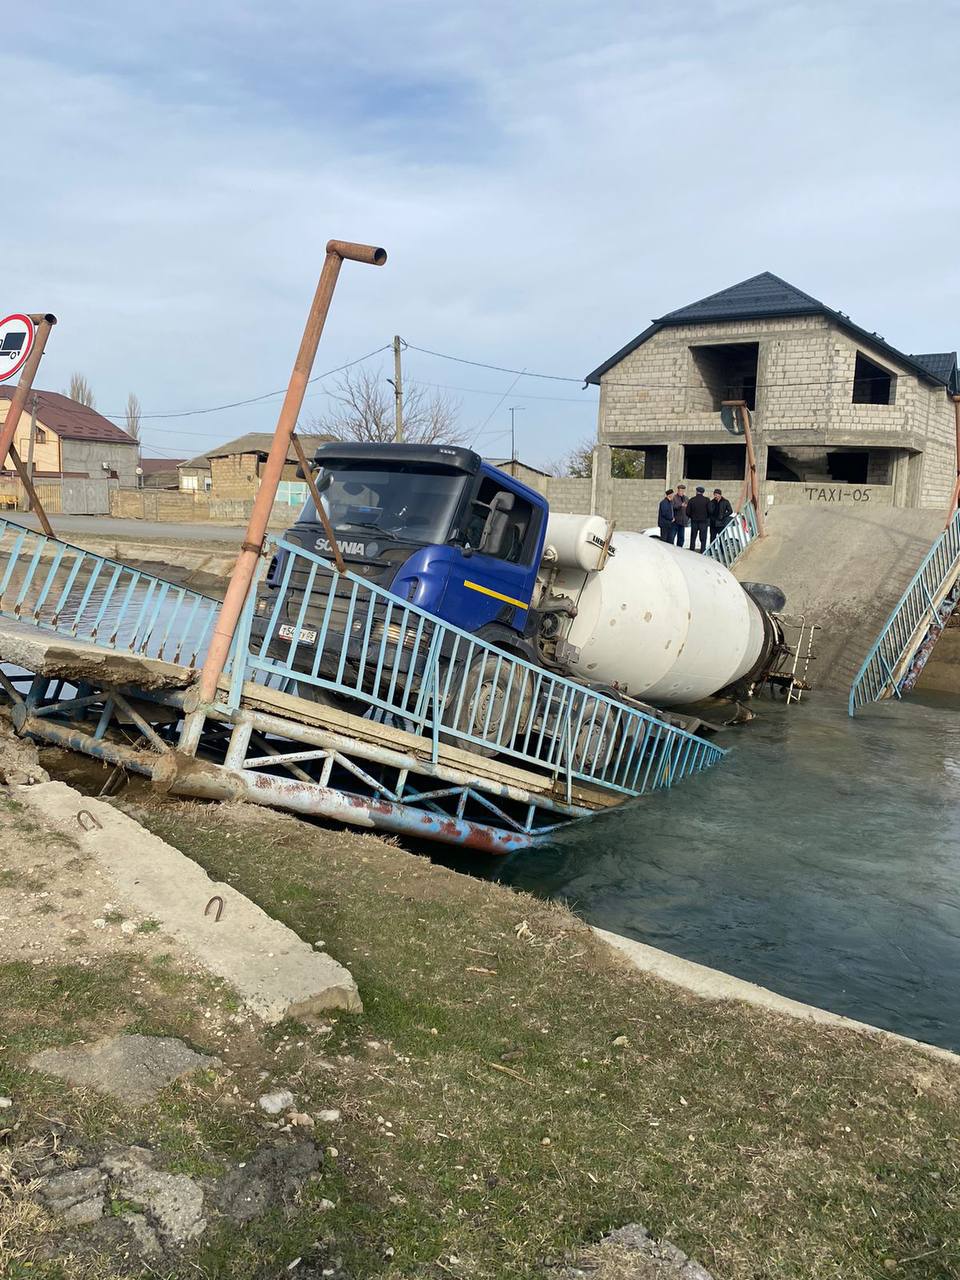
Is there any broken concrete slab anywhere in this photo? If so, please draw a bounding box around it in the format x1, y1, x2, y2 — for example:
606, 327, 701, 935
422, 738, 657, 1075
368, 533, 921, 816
0, 617, 194, 692
18, 781, 361, 1022
29, 1034, 220, 1105
38, 1166, 106, 1218
101, 1146, 205, 1244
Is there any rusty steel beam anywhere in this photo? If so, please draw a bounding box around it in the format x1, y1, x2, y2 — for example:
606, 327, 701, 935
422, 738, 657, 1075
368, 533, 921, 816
291, 432, 345, 573
197, 240, 386, 705
6, 444, 54, 538
0, 314, 57, 537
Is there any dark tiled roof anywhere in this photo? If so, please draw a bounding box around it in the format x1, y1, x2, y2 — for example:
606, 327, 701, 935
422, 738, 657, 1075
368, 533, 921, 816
181, 432, 333, 470
655, 272, 824, 324
0, 389, 137, 445
585, 273, 956, 390
911, 352, 959, 392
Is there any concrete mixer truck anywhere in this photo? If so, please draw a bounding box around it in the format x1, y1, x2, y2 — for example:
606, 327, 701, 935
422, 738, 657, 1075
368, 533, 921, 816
253, 443, 784, 724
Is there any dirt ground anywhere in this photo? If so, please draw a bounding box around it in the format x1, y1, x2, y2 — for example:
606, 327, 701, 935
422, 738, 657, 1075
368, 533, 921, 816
0, 728, 168, 967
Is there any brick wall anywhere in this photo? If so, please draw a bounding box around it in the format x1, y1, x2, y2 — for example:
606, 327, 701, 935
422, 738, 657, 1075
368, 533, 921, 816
110, 490, 211, 521
596, 315, 956, 508
543, 477, 592, 514
210, 453, 259, 500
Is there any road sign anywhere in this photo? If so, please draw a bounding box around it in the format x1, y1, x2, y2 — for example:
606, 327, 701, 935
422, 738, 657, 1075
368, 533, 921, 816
0, 315, 36, 383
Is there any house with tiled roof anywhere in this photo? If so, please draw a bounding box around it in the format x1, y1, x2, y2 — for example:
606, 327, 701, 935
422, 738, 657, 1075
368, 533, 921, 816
0, 389, 139, 486
584, 273, 959, 516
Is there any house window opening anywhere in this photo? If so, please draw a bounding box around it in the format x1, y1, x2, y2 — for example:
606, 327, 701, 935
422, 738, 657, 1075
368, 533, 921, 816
766, 448, 802, 482
34, 427, 47, 444
683, 443, 746, 483
827, 450, 869, 484
690, 343, 759, 411
625, 446, 665, 479
852, 352, 895, 405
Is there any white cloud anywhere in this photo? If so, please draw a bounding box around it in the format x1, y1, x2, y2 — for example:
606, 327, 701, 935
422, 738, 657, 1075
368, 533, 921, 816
3, 0, 959, 467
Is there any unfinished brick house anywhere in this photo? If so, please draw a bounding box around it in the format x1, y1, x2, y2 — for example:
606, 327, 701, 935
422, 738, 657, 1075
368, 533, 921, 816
179, 433, 331, 501
584, 273, 960, 524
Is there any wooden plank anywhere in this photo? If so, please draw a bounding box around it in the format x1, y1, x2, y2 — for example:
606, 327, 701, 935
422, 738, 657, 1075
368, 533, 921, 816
221, 676, 621, 811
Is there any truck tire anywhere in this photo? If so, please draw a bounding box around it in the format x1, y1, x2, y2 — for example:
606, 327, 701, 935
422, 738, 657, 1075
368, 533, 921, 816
441, 651, 533, 759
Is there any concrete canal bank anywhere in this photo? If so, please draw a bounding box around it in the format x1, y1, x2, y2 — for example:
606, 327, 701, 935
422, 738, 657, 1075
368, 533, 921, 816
2, 724, 959, 1279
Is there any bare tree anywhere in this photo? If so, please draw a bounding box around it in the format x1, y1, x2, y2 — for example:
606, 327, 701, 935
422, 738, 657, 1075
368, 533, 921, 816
552, 439, 645, 480
311, 367, 464, 445
125, 392, 142, 442
65, 372, 96, 408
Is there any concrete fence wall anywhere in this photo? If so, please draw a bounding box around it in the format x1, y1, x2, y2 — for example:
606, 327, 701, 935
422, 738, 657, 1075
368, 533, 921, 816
110, 490, 212, 521
0, 479, 64, 514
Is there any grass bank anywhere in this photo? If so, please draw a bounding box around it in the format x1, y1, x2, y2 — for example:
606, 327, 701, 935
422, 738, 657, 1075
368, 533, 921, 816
3, 794, 959, 1278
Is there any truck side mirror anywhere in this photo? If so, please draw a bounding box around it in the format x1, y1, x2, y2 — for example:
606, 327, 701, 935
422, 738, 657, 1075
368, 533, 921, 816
479, 491, 518, 557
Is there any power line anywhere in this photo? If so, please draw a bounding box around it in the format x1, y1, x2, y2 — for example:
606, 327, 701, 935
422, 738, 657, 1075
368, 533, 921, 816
406, 343, 580, 383
100, 345, 391, 421
405, 341, 938, 393
468, 369, 527, 447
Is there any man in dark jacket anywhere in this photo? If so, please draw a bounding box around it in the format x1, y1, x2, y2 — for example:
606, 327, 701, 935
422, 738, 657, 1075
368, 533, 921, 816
709, 488, 734, 543
687, 485, 711, 552
671, 484, 689, 548
657, 489, 675, 541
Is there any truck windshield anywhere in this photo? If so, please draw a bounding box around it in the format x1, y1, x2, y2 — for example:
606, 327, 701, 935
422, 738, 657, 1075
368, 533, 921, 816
302, 464, 468, 545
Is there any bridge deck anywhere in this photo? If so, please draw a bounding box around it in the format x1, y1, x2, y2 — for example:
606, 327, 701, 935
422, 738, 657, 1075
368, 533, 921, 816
0, 618, 619, 812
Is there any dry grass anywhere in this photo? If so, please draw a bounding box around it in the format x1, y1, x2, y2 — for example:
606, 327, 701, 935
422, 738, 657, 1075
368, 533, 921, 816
2, 784, 958, 1279
137, 799, 960, 1280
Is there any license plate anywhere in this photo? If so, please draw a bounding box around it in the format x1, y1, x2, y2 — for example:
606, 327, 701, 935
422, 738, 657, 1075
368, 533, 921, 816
278, 623, 317, 644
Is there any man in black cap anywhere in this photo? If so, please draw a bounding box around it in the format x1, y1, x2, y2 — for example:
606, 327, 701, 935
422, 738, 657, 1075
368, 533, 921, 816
709, 488, 733, 544
687, 485, 711, 552
657, 489, 675, 541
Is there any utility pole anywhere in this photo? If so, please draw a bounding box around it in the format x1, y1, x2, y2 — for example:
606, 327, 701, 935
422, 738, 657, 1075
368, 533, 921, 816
393, 334, 403, 442
21, 393, 38, 512
508, 405, 524, 465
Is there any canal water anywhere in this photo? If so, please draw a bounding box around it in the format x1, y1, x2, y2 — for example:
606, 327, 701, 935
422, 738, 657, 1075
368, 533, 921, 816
497, 691, 960, 1054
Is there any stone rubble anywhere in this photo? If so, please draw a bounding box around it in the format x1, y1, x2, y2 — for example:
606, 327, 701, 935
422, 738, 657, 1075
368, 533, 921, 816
28, 1033, 220, 1105
557, 1223, 715, 1280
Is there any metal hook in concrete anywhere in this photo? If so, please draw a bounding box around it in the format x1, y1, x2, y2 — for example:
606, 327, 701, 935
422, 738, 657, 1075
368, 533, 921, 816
204, 895, 224, 923
76, 809, 102, 831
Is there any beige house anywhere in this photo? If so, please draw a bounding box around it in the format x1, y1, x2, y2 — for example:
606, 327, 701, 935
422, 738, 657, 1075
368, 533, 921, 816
0, 390, 138, 483
179, 433, 332, 500
584, 273, 959, 520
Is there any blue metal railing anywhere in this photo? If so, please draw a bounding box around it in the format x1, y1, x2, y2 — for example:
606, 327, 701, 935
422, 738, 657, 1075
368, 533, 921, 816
0, 518, 220, 667
228, 535, 726, 800
0, 516, 727, 804
848, 507, 960, 716
704, 501, 759, 567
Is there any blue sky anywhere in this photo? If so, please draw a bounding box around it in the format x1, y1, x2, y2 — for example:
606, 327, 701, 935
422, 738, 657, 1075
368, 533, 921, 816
4, 0, 960, 468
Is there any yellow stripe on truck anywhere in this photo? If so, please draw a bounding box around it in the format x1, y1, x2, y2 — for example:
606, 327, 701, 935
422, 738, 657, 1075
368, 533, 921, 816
463, 580, 530, 611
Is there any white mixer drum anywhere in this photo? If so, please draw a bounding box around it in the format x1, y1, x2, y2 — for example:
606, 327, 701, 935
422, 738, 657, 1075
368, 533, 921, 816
561, 530, 767, 703
544, 513, 611, 573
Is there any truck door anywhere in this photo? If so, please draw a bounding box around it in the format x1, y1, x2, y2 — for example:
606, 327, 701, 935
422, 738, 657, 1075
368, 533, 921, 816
441, 473, 541, 636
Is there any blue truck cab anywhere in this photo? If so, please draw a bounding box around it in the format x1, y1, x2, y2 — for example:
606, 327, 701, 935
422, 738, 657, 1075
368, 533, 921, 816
259, 443, 549, 667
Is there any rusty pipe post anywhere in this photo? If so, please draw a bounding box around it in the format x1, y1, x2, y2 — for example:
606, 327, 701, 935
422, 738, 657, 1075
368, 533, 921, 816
0, 314, 57, 533
946, 395, 960, 529
197, 241, 386, 705
723, 399, 764, 536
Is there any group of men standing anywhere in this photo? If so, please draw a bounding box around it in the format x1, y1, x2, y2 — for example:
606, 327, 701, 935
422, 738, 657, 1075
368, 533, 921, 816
657, 484, 733, 552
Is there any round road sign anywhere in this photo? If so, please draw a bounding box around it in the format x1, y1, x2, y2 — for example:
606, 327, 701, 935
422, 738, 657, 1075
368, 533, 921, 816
0, 315, 36, 383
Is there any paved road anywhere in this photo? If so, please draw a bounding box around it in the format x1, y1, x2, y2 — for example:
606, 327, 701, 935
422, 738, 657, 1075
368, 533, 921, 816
10, 513, 244, 544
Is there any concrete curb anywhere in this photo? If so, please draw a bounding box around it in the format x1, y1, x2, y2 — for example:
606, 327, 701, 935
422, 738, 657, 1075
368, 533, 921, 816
592, 926, 960, 1067
18, 781, 361, 1024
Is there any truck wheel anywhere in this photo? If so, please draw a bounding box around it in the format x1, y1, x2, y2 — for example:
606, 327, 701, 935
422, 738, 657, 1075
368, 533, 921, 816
441, 652, 532, 758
